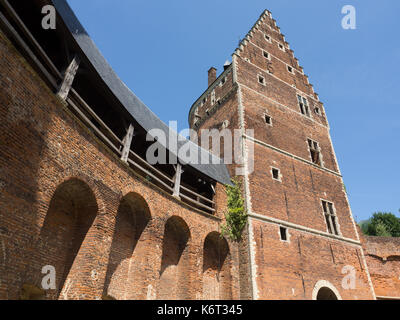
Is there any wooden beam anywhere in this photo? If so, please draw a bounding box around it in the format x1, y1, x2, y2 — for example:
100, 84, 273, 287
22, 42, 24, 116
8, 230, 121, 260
210, 184, 216, 194
0, 0, 62, 80
172, 163, 183, 199
0, 12, 58, 89
57, 56, 80, 100
121, 124, 134, 163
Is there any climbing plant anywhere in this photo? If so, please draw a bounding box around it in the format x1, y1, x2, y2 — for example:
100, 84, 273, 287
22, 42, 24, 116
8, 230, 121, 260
221, 178, 248, 242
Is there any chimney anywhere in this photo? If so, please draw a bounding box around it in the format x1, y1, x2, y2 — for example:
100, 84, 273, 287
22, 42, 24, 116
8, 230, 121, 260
208, 67, 217, 86
223, 60, 231, 70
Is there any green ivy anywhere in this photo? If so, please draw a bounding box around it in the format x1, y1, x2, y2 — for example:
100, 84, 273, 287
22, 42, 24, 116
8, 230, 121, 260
221, 178, 248, 242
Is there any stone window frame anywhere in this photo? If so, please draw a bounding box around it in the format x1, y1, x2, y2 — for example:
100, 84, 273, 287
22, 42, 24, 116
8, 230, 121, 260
287, 65, 294, 74
271, 166, 282, 182
219, 76, 226, 87
312, 280, 342, 300
221, 120, 230, 130
306, 138, 324, 168
297, 94, 312, 118
264, 33, 272, 43
263, 50, 271, 61
278, 42, 285, 52
278, 225, 290, 243
263, 109, 273, 127
320, 199, 342, 237
258, 74, 266, 86
211, 89, 216, 105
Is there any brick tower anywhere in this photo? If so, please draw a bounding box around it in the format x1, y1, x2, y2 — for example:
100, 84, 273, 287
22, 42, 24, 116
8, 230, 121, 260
189, 10, 376, 300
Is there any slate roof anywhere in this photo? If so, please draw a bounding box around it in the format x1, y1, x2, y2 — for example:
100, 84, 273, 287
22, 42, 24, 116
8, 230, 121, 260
52, 0, 232, 185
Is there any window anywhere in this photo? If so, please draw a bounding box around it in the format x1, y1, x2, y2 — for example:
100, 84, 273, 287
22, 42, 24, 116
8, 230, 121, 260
258, 75, 265, 85
265, 34, 271, 42
263, 51, 270, 60
211, 90, 216, 105
322, 200, 340, 236
280, 227, 288, 241
265, 114, 272, 125
287, 65, 294, 73
314, 107, 321, 115
272, 168, 280, 181
278, 43, 285, 51
307, 139, 322, 166
220, 77, 226, 86
221, 120, 230, 129
297, 94, 310, 117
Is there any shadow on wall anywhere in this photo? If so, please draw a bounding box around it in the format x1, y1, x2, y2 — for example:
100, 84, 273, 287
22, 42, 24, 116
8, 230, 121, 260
316, 287, 339, 300
103, 193, 152, 300
203, 232, 232, 300
158, 216, 191, 300
33, 178, 98, 299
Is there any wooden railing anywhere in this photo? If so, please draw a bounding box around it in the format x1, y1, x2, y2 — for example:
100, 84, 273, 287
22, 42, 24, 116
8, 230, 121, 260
0, 1, 216, 214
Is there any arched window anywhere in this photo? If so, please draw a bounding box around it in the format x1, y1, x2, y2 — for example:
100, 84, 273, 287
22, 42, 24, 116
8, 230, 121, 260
312, 280, 342, 300
316, 287, 339, 300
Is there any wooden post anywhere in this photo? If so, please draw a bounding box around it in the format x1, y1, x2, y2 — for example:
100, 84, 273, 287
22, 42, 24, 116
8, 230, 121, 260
210, 184, 216, 195
121, 124, 134, 163
172, 163, 183, 199
57, 55, 80, 100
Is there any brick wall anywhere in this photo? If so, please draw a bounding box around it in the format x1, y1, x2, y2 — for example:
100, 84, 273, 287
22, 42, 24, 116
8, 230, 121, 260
190, 10, 376, 300
359, 231, 400, 299
0, 28, 240, 300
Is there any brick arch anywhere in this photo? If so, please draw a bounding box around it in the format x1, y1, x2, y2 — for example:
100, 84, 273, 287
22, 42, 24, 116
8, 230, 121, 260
202, 232, 232, 300
35, 178, 99, 299
312, 280, 342, 300
158, 216, 192, 299
103, 192, 152, 300
35, 172, 107, 233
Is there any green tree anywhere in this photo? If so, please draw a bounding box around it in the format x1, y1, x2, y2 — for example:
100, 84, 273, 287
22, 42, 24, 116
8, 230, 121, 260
364, 212, 400, 237
221, 178, 248, 242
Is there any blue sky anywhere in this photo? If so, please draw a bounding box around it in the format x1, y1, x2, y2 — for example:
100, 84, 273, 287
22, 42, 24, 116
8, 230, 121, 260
67, 0, 399, 222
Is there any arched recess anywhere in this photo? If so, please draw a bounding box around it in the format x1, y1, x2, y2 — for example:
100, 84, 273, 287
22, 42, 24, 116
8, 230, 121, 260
312, 280, 342, 300
158, 216, 191, 300
38, 178, 98, 299
202, 232, 232, 300
103, 192, 152, 300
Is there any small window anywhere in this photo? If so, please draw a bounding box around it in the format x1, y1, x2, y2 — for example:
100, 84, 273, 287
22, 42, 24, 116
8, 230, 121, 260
278, 43, 285, 51
221, 120, 230, 129
287, 65, 294, 73
258, 75, 265, 85
322, 200, 340, 236
265, 34, 271, 42
280, 227, 288, 241
263, 51, 270, 60
315, 107, 321, 115
220, 77, 226, 86
211, 90, 216, 105
265, 114, 272, 125
308, 139, 322, 166
297, 94, 310, 117
272, 168, 280, 180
